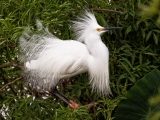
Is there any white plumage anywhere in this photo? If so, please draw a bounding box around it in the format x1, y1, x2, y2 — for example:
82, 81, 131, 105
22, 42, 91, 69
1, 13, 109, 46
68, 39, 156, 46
19, 11, 112, 96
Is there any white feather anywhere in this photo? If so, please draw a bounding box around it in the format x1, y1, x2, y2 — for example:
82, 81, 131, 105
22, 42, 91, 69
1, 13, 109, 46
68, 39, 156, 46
25, 60, 38, 69
19, 11, 111, 96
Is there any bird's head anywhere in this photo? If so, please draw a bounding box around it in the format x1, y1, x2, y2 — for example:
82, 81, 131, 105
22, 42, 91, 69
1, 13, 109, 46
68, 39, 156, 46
72, 11, 121, 42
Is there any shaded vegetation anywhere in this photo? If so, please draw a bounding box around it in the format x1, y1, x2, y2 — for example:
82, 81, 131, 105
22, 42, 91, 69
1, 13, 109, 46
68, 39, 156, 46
0, 0, 160, 119
114, 69, 160, 120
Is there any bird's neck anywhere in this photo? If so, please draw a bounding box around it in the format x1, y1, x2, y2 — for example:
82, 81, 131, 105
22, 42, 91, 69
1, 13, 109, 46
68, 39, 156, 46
84, 34, 110, 96
84, 35, 109, 60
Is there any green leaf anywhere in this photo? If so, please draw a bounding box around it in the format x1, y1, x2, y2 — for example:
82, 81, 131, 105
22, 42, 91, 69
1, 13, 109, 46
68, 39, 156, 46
136, 19, 142, 29
146, 31, 152, 42
144, 52, 156, 56
113, 69, 160, 120
133, 24, 137, 31
124, 13, 128, 20
139, 52, 142, 65
120, 58, 132, 68
141, 28, 145, 39
153, 33, 158, 45
98, 14, 108, 27
126, 25, 132, 34
129, 11, 135, 17
0, 40, 5, 45
131, 52, 136, 66
153, 30, 160, 33
77, 88, 81, 98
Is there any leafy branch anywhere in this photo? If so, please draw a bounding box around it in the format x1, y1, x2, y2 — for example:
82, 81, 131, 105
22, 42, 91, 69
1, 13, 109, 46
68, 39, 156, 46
0, 77, 21, 92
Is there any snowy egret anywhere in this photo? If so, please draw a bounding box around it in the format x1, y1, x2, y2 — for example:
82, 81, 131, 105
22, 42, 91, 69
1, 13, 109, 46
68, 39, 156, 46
19, 11, 121, 108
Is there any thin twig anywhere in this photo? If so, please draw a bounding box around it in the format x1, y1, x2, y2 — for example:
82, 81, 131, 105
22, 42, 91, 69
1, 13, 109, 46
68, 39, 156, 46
0, 63, 13, 68
85, 102, 97, 109
4, 44, 17, 48
0, 73, 17, 95
0, 62, 23, 70
86, 8, 123, 14
0, 77, 21, 92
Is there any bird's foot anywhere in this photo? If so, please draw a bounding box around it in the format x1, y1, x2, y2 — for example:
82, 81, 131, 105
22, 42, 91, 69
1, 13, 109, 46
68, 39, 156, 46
69, 100, 79, 108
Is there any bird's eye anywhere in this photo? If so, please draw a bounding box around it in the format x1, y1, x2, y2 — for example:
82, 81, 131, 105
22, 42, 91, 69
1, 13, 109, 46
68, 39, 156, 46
97, 28, 101, 32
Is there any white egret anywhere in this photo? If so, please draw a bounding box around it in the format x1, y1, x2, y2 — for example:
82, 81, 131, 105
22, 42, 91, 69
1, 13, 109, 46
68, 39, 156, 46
19, 11, 121, 108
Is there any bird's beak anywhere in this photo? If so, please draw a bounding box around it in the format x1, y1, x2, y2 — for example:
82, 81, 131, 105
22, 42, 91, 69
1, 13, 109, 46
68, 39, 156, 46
103, 27, 122, 31
97, 27, 121, 32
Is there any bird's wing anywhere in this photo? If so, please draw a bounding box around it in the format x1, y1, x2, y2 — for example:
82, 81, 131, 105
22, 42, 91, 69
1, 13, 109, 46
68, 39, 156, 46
25, 38, 90, 79
19, 28, 91, 90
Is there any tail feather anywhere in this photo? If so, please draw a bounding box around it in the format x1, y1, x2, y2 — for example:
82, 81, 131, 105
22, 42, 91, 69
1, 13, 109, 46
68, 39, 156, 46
19, 21, 61, 91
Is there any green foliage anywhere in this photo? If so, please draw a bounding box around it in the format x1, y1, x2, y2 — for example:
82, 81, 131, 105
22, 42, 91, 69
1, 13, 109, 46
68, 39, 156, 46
139, 0, 160, 25
2, 94, 92, 120
149, 92, 160, 120
114, 69, 160, 120
0, 0, 160, 119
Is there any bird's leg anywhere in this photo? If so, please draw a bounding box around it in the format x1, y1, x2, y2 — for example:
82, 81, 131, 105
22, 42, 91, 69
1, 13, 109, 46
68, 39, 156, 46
51, 80, 79, 108
52, 87, 79, 108
52, 87, 70, 105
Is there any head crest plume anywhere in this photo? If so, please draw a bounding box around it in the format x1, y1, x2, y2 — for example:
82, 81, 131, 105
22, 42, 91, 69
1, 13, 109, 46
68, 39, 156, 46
71, 11, 100, 42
